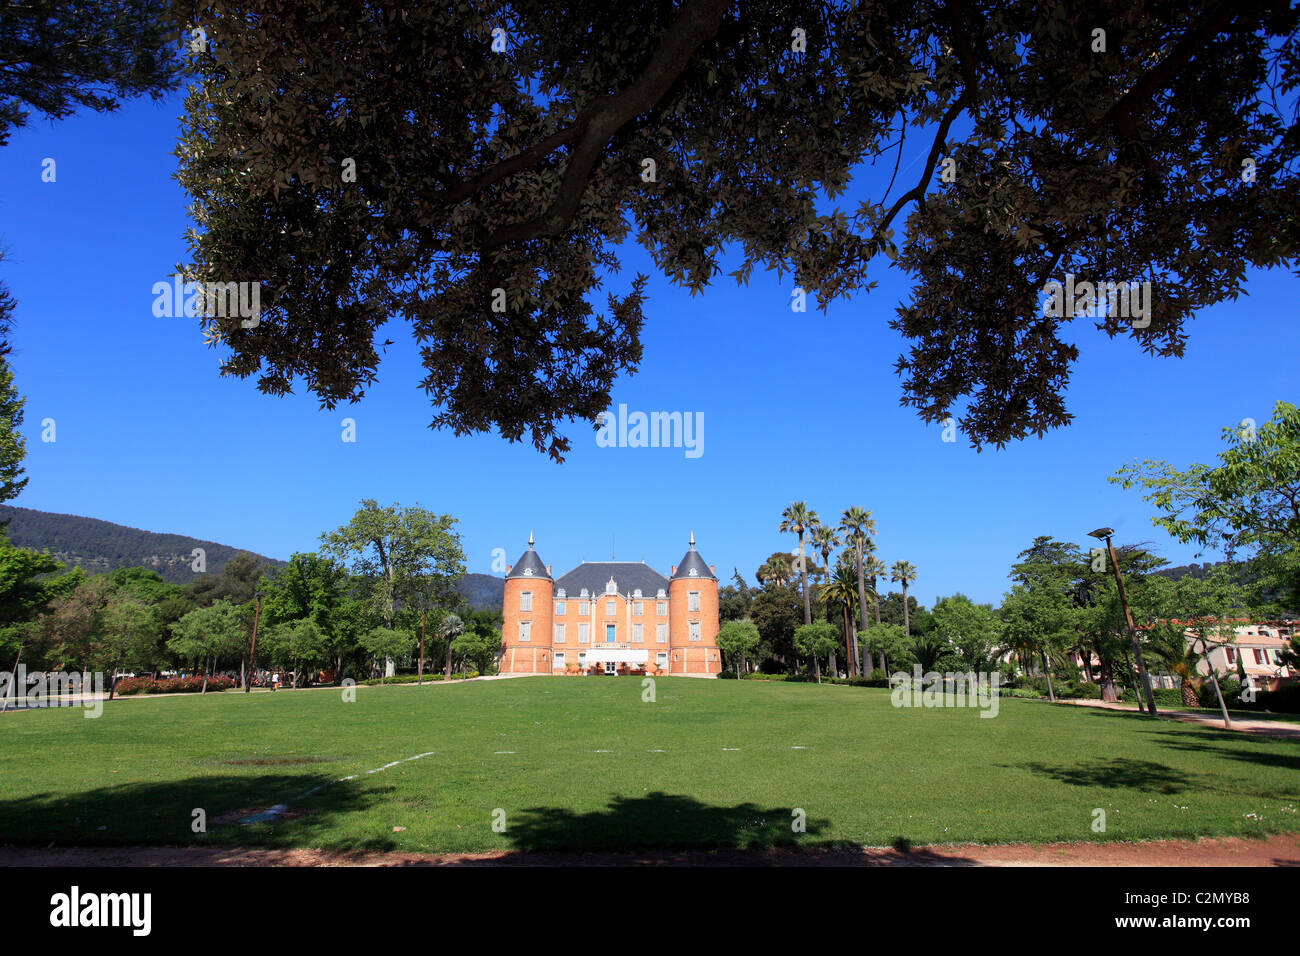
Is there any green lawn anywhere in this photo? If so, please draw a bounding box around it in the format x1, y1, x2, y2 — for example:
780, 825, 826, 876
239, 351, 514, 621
1, 677, 1297, 853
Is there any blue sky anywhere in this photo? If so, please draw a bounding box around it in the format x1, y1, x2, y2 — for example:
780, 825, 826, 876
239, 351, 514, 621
1, 91, 1295, 607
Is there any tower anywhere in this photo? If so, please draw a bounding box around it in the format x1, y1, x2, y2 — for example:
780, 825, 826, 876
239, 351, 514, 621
501, 532, 554, 674
668, 531, 720, 675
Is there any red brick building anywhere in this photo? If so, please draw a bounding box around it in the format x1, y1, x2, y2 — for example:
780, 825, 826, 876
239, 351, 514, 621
500, 533, 721, 676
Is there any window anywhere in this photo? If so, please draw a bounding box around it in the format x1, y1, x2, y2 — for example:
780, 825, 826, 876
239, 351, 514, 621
633, 601, 644, 616
657, 601, 667, 616
606, 580, 617, 595
556, 588, 566, 598
690, 621, 701, 641
554, 624, 565, 643
656, 623, 668, 643
555, 601, 566, 615
688, 591, 700, 612
520, 591, 532, 611
578, 652, 587, 667
580, 588, 589, 599
578, 623, 590, 644
519, 622, 531, 642
1227, 647, 1237, 664
605, 624, 616, 643
633, 624, 643, 643
579, 601, 589, 615
554, 653, 565, 670
657, 589, 666, 599
656, 652, 668, 669
1255, 649, 1267, 665
606, 600, 616, 615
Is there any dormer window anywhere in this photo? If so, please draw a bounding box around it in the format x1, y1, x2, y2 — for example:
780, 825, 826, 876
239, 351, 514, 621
688, 568, 698, 576
580, 588, 589, 599
524, 567, 534, 576
657, 589, 666, 599
606, 580, 617, 595
633, 588, 642, 598
557, 588, 566, 598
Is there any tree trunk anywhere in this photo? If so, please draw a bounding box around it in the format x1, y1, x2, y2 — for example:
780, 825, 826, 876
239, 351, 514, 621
799, 534, 811, 626
1043, 649, 1055, 702
902, 583, 911, 636
1, 644, 21, 713
872, 577, 881, 625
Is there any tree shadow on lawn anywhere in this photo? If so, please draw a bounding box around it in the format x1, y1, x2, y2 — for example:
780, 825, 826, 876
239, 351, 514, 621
493, 790, 977, 863
1010, 757, 1197, 795
496, 791, 984, 864
491, 790, 977, 868
1142, 729, 1300, 779
0, 772, 386, 850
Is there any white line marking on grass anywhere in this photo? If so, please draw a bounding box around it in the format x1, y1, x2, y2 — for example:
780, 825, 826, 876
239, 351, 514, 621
791, 746, 807, 750
722, 748, 740, 751
293, 752, 435, 802
648, 749, 665, 752
494, 751, 516, 754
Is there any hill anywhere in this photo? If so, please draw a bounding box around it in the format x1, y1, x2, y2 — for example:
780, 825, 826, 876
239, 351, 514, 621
0, 505, 287, 584
0, 505, 506, 608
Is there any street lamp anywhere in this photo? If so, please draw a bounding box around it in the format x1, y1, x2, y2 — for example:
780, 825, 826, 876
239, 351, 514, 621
1088, 528, 1157, 716
245, 591, 264, 694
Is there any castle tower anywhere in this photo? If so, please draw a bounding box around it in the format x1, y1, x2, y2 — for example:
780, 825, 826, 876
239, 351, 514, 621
501, 532, 554, 674
668, 531, 720, 676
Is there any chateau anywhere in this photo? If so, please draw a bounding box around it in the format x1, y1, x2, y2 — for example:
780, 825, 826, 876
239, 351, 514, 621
500, 533, 721, 676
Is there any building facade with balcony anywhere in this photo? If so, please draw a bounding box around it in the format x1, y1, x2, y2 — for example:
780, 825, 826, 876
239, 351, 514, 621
500, 533, 721, 676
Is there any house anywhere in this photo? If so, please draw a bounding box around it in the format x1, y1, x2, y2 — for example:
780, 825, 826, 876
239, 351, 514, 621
1191, 621, 1296, 690
499, 532, 722, 676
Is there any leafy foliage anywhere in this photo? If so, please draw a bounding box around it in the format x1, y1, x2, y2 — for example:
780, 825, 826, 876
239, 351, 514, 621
173, 1, 1300, 456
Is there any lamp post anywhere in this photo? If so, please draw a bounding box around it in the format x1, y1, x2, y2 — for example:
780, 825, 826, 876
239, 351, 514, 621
245, 591, 264, 694
1088, 528, 1157, 716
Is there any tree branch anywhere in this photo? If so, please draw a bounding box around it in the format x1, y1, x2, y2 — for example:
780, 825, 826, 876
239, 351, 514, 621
479, 0, 730, 247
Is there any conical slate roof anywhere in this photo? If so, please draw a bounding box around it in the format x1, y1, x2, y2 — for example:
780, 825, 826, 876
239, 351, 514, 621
506, 532, 551, 580
671, 531, 715, 580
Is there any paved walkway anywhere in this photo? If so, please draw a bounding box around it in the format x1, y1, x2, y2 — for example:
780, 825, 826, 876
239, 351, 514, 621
1047, 697, 1300, 741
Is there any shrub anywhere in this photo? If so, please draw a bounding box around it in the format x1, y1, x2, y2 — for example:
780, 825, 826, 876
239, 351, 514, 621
1152, 687, 1184, 708
114, 675, 236, 696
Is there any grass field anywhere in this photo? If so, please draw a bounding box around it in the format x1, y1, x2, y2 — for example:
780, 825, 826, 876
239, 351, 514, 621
1, 677, 1297, 854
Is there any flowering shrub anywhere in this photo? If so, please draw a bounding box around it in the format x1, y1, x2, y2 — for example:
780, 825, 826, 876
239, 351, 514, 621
114, 675, 236, 695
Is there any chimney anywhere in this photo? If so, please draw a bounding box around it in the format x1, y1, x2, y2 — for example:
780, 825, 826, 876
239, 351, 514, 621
506, 565, 511, 575
710, 565, 715, 574
671, 565, 676, 575
546, 565, 551, 574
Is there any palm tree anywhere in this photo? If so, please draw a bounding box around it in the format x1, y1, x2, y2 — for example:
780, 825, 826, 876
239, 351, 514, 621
911, 633, 948, 672
838, 507, 876, 677
810, 523, 840, 674
862, 551, 887, 669
757, 554, 792, 589
438, 613, 464, 681
1148, 626, 1205, 708
890, 561, 918, 637
779, 502, 818, 628
824, 559, 872, 679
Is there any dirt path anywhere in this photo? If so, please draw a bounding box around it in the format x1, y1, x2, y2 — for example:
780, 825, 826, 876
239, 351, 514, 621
2, 834, 1296, 867
1048, 698, 1300, 740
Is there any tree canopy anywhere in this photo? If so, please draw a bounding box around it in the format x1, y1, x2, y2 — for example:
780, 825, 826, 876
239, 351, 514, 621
172, 1, 1300, 460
